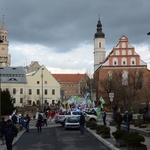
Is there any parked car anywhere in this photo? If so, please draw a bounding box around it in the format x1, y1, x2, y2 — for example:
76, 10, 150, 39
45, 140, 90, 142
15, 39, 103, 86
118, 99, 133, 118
65, 116, 80, 130
55, 111, 98, 126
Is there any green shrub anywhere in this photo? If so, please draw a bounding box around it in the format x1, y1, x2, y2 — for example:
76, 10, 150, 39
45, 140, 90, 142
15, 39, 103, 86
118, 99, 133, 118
96, 125, 105, 134
90, 122, 97, 130
123, 132, 145, 145
112, 129, 127, 140
101, 126, 110, 134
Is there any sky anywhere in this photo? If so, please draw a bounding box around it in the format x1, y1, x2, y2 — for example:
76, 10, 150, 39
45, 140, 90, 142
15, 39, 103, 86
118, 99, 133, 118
0, 0, 150, 74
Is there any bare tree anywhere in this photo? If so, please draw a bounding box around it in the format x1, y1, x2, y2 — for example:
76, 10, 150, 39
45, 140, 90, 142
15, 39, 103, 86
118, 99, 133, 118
98, 69, 144, 112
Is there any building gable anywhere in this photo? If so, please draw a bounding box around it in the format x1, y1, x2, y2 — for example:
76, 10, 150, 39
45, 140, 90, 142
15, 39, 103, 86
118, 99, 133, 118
102, 35, 147, 67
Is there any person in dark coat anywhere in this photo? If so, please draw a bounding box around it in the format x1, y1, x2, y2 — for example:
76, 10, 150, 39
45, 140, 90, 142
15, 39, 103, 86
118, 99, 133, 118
0, 117, 7, 145
115, 111, 123, 130
102, 111, 106, 126
24, 114, 30, 132
37, 113, 43, 133
4, 119, 18, 150
11, 114, 17, 125
123, 111, 132, 132
79, 112, 85, 134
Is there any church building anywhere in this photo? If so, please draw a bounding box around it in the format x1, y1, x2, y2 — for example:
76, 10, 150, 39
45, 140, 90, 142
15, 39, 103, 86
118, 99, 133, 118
93, 18, 150, 112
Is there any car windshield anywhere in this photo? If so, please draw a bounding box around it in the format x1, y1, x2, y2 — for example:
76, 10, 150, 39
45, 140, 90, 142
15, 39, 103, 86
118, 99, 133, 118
67, 117, 79, 123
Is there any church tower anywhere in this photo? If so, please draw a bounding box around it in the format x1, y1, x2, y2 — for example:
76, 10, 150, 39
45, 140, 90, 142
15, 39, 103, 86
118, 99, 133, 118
94, 17, 106, 72
0, 16, 11, 66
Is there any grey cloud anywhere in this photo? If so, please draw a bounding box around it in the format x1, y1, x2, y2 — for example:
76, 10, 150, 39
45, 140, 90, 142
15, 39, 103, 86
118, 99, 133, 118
0, 0, 150, 53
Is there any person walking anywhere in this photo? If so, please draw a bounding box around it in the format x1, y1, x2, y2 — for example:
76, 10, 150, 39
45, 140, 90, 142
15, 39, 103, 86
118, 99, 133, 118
37, 113, 43, 133
123, 111, 132, 132
102, 111, 106, 126
4, 119, 18, 150
0, 117, 7, 145
114, 111, 123, 130
43, 113, 47, 127
79, 112, 85, 134
24, 114, 30, 132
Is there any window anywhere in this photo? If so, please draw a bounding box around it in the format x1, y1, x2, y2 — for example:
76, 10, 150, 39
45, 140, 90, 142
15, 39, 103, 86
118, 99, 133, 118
113, 58, 118, 65
20, 98, 23, 103
99, 42, 101, 48
52, 89, 55, 95
13, 98, 16, 103
13, 88, 16, 94
122, 70, 128, 86
37, 81, 40, 84
45, 81, 47, 84
132, 61, 134, 65
108, 71, 113, 81
37, 89, 40, 95
45, 89, 48, 95
29, 89, 32, 95
122, 58, 127, 66
20, 88, 23, 94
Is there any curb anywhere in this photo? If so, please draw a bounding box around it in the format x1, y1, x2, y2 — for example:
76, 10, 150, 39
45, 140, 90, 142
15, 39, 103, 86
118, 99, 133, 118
86, 128, 119, 150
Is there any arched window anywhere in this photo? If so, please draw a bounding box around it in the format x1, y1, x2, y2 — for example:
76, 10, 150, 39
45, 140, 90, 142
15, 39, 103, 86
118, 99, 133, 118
128, 50, 132, 55
122, 58, 127, 65
113, 58, 118, 65
108, 71, 113, 80
122, 42, 126, 48
122, 50, 126, 55
116, 50, 120, 55
130, 58, 136, 65
122, 70, 128, 86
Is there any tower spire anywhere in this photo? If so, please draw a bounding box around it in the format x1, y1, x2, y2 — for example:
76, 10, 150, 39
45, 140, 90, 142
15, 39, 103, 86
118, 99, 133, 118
1, 15, 6, 30
94, 15, 105, 38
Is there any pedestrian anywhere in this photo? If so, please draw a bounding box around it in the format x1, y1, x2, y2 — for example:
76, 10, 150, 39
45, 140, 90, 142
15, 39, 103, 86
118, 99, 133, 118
102, 111, 106, 126
37, 113, 43, 133
114, 111, 122, 130
0, 117, 7, 145
123, 111, 132, 132
79, 112, 85, 134
43, 113, 47, 126
11, 114, 17, 125
24, 114, 30, 132
4, 119, 18, 150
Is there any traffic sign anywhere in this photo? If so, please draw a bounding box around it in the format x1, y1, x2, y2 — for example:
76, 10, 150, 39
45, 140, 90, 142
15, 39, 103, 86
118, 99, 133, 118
110, 98, 113, 102
109, 93, 114, 98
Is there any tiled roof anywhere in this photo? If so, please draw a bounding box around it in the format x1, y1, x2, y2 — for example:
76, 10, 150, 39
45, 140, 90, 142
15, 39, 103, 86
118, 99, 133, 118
52, 74, 87, 82
0, 66, 27, 83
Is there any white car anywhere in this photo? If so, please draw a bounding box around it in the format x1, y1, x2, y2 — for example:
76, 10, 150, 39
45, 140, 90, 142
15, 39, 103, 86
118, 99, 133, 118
65, 116, 80, 130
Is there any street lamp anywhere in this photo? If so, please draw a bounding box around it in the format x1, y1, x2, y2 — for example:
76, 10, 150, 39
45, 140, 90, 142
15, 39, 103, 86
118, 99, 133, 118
41, 68, 44, 111
0, 40, 3, 119
0, 68, 4, 120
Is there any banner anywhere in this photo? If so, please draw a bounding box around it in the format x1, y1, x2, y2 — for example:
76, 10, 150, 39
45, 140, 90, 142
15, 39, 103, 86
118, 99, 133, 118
99, 96, 105, 104
97, 106, 101, 119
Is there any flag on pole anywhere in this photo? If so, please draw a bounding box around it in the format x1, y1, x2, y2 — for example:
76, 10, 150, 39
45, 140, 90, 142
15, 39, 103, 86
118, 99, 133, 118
99, 96, 105, 104
97, 106, 101, 119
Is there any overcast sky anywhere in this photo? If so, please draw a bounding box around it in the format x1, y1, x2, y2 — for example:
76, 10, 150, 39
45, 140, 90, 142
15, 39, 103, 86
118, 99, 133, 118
0, 0, 150, 74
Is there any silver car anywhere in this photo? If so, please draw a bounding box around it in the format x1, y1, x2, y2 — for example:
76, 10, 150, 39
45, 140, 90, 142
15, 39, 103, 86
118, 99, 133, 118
65, 116, 80, 130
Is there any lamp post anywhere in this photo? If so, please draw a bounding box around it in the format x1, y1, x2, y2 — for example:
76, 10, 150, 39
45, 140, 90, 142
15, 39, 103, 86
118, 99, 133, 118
0, 40, 3, 119
41, 68, 44, 111
0, 68, 3, 119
